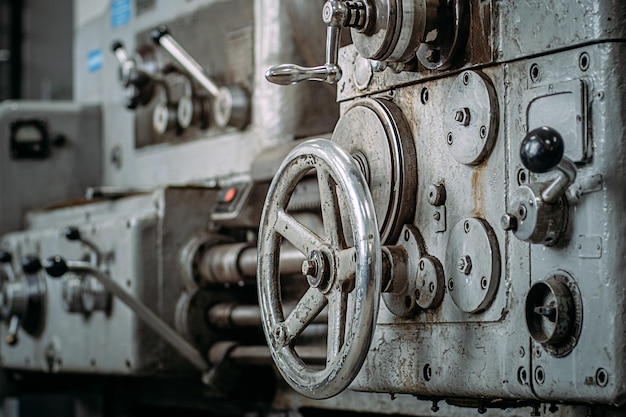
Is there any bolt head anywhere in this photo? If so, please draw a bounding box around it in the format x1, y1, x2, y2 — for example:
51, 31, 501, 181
501, 213, 518, 231
454, 108, 471, 126
425, 48, 440, 63
301, 259, 318, 277
457, 255, 472, 275
427, 184, 446, 206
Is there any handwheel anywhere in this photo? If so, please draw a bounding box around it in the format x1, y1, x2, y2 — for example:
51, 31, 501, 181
257, 139, 381, 399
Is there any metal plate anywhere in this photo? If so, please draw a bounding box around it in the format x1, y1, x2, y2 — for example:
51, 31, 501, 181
443, 70, 498, 165
415, 255, 444, 310
332, 98, 417, 244
445, 217, 500, 313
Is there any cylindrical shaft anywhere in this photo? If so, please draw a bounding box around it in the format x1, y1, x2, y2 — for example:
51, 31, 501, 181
198, 243, 306, 285
208, 302, 328, 329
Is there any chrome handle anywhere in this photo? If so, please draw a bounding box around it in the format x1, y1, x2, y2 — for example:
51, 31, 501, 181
266, 1, 368, 86
265, 63, 342, 86
151, 26, 250, 129
110, 41, 155, 109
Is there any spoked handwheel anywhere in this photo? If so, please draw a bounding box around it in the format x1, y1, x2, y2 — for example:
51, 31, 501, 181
257, 139, 382, 399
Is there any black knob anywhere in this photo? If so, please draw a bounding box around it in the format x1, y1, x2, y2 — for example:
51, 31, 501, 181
126, 96, 139, 110
44, 256, 68, 278
64, 226, 81, 241
111, 40, 124, 53
22, 255, 42, 274
0, 251, 12, 264
520, 127, 564, 174
150, 25, 170, 43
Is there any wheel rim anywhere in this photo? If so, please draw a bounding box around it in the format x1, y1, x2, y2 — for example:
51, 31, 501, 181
257, 139, 381, 399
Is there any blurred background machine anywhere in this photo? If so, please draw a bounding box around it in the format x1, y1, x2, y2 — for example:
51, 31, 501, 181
0, 1, 625, 417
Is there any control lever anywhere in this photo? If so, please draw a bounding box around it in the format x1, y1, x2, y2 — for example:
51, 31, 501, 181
111, 41, 155, 109
45, 256, 210, 371
151, 26, 250, 130
502, 126, 577, 245
265, 0, 368, 85
64, 226, 102, 266
519, 126, 577, 203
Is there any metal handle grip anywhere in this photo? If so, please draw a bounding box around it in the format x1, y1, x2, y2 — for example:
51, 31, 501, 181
151, 26, 249, 129
521, 127, 577, 203
151, 26, 221, 98
265, 63, 342, 85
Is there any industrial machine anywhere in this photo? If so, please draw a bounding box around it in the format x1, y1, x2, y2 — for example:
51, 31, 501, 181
0, 0, 625, 416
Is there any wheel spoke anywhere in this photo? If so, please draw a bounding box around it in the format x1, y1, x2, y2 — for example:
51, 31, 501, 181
326, 289, 348, 363
283, 287, 327, 344
276, 210, 325, 255
317, 167, 345, 249
336, 247, 357, 286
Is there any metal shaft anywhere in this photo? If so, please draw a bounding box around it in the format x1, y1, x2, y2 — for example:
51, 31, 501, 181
156, 33, 221, 98
208, 302, 328, 329
65, 261, 209, 371
198, 243, 306, 285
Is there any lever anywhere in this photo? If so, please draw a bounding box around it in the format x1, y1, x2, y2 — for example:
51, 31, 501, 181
265, 0, 368, 85
502, 126, 576, 245
151, 26, 250, 130
111, 41, 155, 110
520, 126, 577, 203
45, 256, 210, 371
64, 226, 102, 266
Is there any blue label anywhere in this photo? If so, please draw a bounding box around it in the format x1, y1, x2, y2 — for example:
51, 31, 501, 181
111, 0, 131, 28
87, 49, 103, 73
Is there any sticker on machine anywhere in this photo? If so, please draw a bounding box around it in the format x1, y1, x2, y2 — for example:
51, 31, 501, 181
111, 0, 131, 28
87, 49, 103, 73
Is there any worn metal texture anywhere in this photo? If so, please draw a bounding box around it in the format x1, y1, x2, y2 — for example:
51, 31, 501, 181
328, 17, 626, 409
0, 187, 217, 374
336, 1, 625, 102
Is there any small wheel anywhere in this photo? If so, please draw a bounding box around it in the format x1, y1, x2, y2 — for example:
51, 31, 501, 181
257, 139, 381, 399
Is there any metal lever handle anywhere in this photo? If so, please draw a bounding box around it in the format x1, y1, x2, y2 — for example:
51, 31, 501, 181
151, 26, 250, 129
44, 256, 210, 371
111, 41, 155, 109
266, 26, 342, 85
65, 226, 102, 266
265, 1, 367, 85
520, 126, 577, 203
